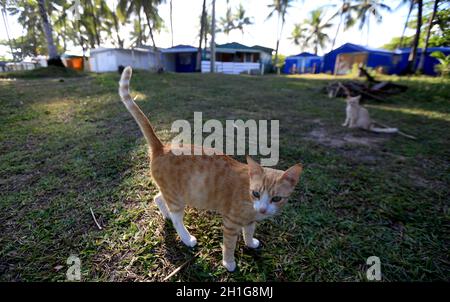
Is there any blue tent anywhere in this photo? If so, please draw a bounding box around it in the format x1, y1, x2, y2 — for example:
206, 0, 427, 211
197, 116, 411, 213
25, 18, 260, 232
283, 52, 322, 74
323, 43, 394, 74
391, 47, 450, 76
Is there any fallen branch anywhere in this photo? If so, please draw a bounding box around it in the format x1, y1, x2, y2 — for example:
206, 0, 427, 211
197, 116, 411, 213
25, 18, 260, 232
163, 251, 201, 281
89, 207, 103, 230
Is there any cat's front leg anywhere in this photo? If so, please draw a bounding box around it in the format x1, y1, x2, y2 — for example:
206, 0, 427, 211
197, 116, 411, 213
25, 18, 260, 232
349, 117, 357, 128
222, 219, 240, 272
342, 116, 349, 127
242, 222, 260, 248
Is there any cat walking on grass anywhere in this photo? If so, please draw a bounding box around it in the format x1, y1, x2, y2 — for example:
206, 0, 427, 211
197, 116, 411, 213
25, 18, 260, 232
118, 67, 303, 272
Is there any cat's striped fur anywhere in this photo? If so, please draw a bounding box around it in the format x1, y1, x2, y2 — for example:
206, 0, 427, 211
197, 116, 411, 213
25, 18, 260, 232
118, 66, 303, 272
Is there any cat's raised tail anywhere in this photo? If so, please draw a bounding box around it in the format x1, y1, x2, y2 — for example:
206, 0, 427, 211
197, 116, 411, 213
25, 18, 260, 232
119, 66, 164, 158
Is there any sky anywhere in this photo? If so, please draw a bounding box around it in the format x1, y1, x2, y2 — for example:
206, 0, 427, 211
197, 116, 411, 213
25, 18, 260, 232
0, 0, 415, 59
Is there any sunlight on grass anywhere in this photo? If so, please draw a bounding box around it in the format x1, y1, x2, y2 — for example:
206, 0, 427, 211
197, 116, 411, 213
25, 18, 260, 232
368, 105, 450, 122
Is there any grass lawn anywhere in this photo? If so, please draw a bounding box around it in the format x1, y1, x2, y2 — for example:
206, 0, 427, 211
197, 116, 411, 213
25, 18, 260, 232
0, 70, 449, 281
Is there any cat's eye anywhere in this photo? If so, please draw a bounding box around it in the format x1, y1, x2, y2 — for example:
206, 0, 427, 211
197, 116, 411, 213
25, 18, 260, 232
252, 191, 260, 198
271, 196, 282, 203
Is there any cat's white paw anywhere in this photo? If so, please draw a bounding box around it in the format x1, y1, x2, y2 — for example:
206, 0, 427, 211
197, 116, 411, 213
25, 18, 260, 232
246, 238, 260, 249
222, 260, 236, 272
182, 235, 197, 247
342, 123, 347, 127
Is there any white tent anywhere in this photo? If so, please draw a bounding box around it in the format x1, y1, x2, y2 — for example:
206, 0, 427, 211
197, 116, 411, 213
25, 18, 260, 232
89, 47, 158, 73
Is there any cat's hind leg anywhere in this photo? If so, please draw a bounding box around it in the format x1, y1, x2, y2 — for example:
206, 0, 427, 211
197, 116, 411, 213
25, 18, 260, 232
154, 193, 170, 219
242, 222, 260, 249
164, 198, 197, 247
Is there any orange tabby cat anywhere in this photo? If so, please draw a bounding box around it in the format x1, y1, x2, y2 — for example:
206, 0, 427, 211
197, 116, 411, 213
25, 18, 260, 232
118, 67, 303, 272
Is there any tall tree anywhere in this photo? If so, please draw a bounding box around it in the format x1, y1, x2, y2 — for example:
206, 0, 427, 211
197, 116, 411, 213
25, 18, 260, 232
398, 0, 415, 48
37, 0, 58, 60
169, 0, 173, 47
351, 0, 391, 45
289, 23, 307, 51
407, 0, 423, 73
1, 0, 15, 60
197, 0, 207, 71
327, 0, 354, 50
219, 2, 253, 36
266, 0, 293, 69
211, 0, 216, 73
233, 4, 253, 36
418, 0, 439, 73
303, 9, 332, 55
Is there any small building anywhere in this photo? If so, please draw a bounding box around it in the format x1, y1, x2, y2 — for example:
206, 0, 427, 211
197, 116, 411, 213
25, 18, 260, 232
391, 47, 450, 76
323, 43, 394, 75
282, 52, 322, 74
161, 45, 198, 72
202, 42, 273, 75
89, 47, 159, 73
62, 54, 87, 71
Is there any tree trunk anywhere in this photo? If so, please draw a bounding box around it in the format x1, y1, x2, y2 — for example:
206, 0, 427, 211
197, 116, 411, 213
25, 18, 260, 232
87, 0, 101, 46
170, 0, 174, 47
146, 16, 162, 71
407, 0, 423, 74
331, 12, 343, 50
137, 13, 143, 46
366, 11, 370, 46
1, 7, 15, 60
210, 0, 216, 73
112, 12, 123, 48
398, 0, 414, 48
273, 13, 281, 69
417, 0, 439, 73
197, 0, 206, 71
37, 0, 58, 59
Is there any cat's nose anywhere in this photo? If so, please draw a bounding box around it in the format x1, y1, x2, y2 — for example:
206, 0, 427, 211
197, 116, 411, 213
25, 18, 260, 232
259, 208, 267, 214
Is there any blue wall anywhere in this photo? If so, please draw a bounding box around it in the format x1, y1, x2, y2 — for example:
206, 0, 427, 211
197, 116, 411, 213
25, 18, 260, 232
392, 47, 450, 76
283, 53, 322, 74
323, 43, 394, 74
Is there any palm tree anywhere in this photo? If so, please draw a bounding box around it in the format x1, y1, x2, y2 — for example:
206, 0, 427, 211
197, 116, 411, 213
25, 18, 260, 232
351, 0, 391, 45
327, 0, 354, 50
169, 0, 173, 47
219, 0, 234, 36
197, 0, 207, 71
37, 0, 58, 61
289, 23, 307, 51
303, 9, 332, 55
418, 0, 439, 73
233, 4, 253, 36
407, 0, 422, 73
106, 0, 125, 48
1, 0, 15, 60
397, 0, 415, 48
220, 2, 253, 36
266, 0, 294, 68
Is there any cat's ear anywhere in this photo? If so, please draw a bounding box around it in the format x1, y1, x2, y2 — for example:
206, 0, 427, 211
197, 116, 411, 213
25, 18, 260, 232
355, 95, 362, 103
281, 164, 303, 186
246, 156, 263, 178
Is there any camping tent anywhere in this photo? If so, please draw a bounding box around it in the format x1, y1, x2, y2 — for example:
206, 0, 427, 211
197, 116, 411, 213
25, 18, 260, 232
283, 52, 322, 74
323, 43, 394, 75
391, 47, 450, 76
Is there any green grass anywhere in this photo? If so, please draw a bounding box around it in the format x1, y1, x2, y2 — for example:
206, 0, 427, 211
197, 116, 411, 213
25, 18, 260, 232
0, 71, 449, 281
0, 66, 85, 79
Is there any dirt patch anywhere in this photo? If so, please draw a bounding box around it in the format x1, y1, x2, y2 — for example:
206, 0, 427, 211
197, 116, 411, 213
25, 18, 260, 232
306, 127, 387, 148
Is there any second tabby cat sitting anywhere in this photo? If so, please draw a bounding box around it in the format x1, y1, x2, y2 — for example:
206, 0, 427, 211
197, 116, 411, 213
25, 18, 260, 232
118, 67, 303, 272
